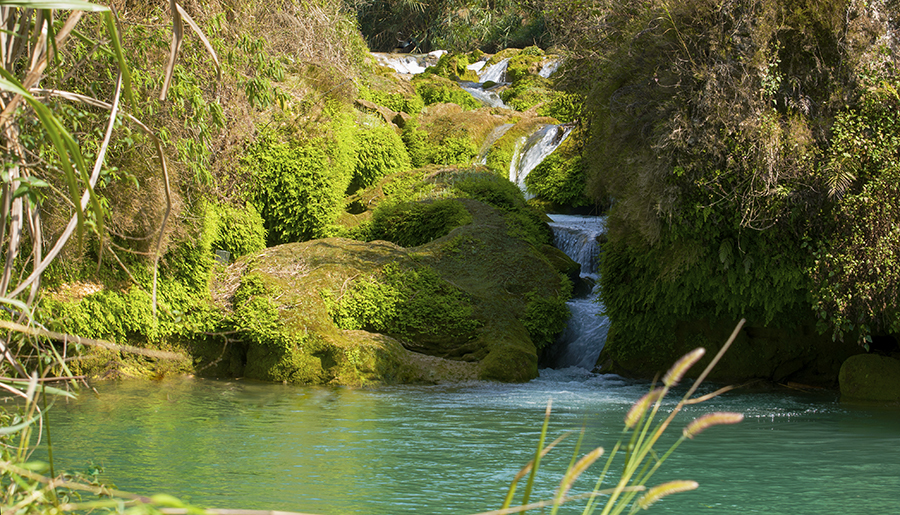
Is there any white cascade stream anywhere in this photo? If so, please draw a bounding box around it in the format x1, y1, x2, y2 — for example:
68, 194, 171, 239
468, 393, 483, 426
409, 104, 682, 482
508, 124, 573, 199
544, 214, 609, 370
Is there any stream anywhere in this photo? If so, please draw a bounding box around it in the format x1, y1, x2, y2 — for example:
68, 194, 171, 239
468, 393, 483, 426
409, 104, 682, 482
34, 52, 900, 515
39, 375, 900, 514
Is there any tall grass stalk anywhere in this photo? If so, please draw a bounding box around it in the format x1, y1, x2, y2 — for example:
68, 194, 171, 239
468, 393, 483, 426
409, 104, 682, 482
496, 318, 747, 515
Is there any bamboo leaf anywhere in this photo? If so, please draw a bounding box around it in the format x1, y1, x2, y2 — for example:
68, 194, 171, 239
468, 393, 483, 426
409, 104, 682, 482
176, 3, 221, 83
0, 0, 108, 11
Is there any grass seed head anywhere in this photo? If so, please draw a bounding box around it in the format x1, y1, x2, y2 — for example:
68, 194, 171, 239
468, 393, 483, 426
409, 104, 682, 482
624, 387, 665, 429
663, 347, 705, 387
636, 480, 699, 510
683, 412, 744, 439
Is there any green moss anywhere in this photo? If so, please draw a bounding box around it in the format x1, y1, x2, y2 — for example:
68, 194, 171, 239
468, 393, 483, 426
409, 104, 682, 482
247, 107, 359, 244
500, 76, 555, 111
359, 86, 424, 114
401, 117, 430, 167
452, 172, 552, 247
521, 289, 571, 349
211, 202, 267, 259
537, 92, 583, 123
370, 199, 473, 247
325, 263, 482, 344
424, 52, 480, 81
524, 133, 593, 209
429, 136, 478, 165
353, 124, 411, 190
412, 74, 480, 110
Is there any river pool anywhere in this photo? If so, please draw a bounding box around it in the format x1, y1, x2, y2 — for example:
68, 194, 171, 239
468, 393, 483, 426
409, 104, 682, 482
36, 368, 900, 515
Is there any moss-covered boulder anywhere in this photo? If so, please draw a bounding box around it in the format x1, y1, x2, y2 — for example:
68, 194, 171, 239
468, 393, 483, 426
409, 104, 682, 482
839, 354, 900, 402
202, 196, 573, 384
597, 318, 863, 387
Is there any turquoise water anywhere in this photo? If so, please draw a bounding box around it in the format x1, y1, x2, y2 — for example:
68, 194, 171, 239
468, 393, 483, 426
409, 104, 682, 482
39, 369, 900, 514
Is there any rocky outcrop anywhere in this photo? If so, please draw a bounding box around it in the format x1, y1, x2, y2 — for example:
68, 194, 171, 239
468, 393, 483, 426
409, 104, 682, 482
839, 354, 900, 402
200, 198, 575, 385
597, 318, 864, 387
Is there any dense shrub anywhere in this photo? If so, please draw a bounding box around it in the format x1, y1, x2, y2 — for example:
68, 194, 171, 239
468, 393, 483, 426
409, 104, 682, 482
524, 135, 592, 208
546, 0, 900, 346
353, 124, 412, 189
326, 263, 481, 341
522, 290, 571, 349
370, 199, 473, 247
247, 106, 358, 245
413, 75, 480, 110
429, 136, 478, 165
211, 202, 267, 259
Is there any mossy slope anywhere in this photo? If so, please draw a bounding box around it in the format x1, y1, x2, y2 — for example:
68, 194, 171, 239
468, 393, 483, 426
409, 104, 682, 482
203, 195, 571, 384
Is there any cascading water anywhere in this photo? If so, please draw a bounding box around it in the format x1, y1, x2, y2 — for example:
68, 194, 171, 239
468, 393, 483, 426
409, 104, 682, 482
478, 58, 509, 83
371, 51, 446, 74
508, 124, 573, 198
544, 214, 609, 370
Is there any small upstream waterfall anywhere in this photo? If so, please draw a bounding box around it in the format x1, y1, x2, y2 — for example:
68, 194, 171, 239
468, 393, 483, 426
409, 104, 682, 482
544, 214, 610, 370
371, 51, 447, 74
508, 125, 573, 199
478, 58, 510, 83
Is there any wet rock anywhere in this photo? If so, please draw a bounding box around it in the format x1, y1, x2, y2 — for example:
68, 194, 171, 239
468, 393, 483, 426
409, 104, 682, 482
839, 354, 900, 402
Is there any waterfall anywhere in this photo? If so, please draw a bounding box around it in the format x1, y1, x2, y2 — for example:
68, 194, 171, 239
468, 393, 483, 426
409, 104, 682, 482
544, 214, 609, 370
477, 123, 515, 163
459, 82, 508, 108
539, 59, 561, 78
371, 51, 446, 74
508, 125, 573, 199
478, 58, 510, 83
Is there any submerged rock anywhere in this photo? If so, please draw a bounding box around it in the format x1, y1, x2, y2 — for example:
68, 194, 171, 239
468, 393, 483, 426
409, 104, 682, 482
839, 354, 900, 402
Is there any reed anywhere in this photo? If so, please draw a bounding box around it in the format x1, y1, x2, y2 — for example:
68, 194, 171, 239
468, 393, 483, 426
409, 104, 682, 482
490, 318, 747, 515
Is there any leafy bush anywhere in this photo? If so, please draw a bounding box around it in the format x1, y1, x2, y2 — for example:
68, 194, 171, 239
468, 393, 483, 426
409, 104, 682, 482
524, 137, 592, 208
247, 111, 357, 244
522, 290, 571, 349
326, 263, 481, 340
360, 86, 425, 114
429, 136, 478, 165
412, 75, 480, 110
353, 124, 412, 189
370, 199, 473, 247
211, 202, 267, 259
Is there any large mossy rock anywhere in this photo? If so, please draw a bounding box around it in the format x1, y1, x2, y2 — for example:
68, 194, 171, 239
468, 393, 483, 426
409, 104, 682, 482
201, 198, 572, 385
597, 318, 864, 386
839, 354, 900, 402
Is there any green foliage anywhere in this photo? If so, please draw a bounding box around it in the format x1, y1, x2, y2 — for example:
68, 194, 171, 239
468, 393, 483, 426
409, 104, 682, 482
521, 290, 570, 349
353, 124, 412, 189
537, 92, 583, 123
500, 76, 555, 111
326, 263, 481, 340
247, 109, 358, 244
429, 136, 478, 165
599, 207, 812, 361
350, 0, 549, 52
424, 52, 480, 81
401, 118, 431, 167
370, 199, 473, 247
524, 134, 592, 208
546, 0, 900, 350
412, 75, 480, 110
211, 202, 267, 259
359, 86, 425, 114
811, 77, 900, 342
452, 173, 552, 247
